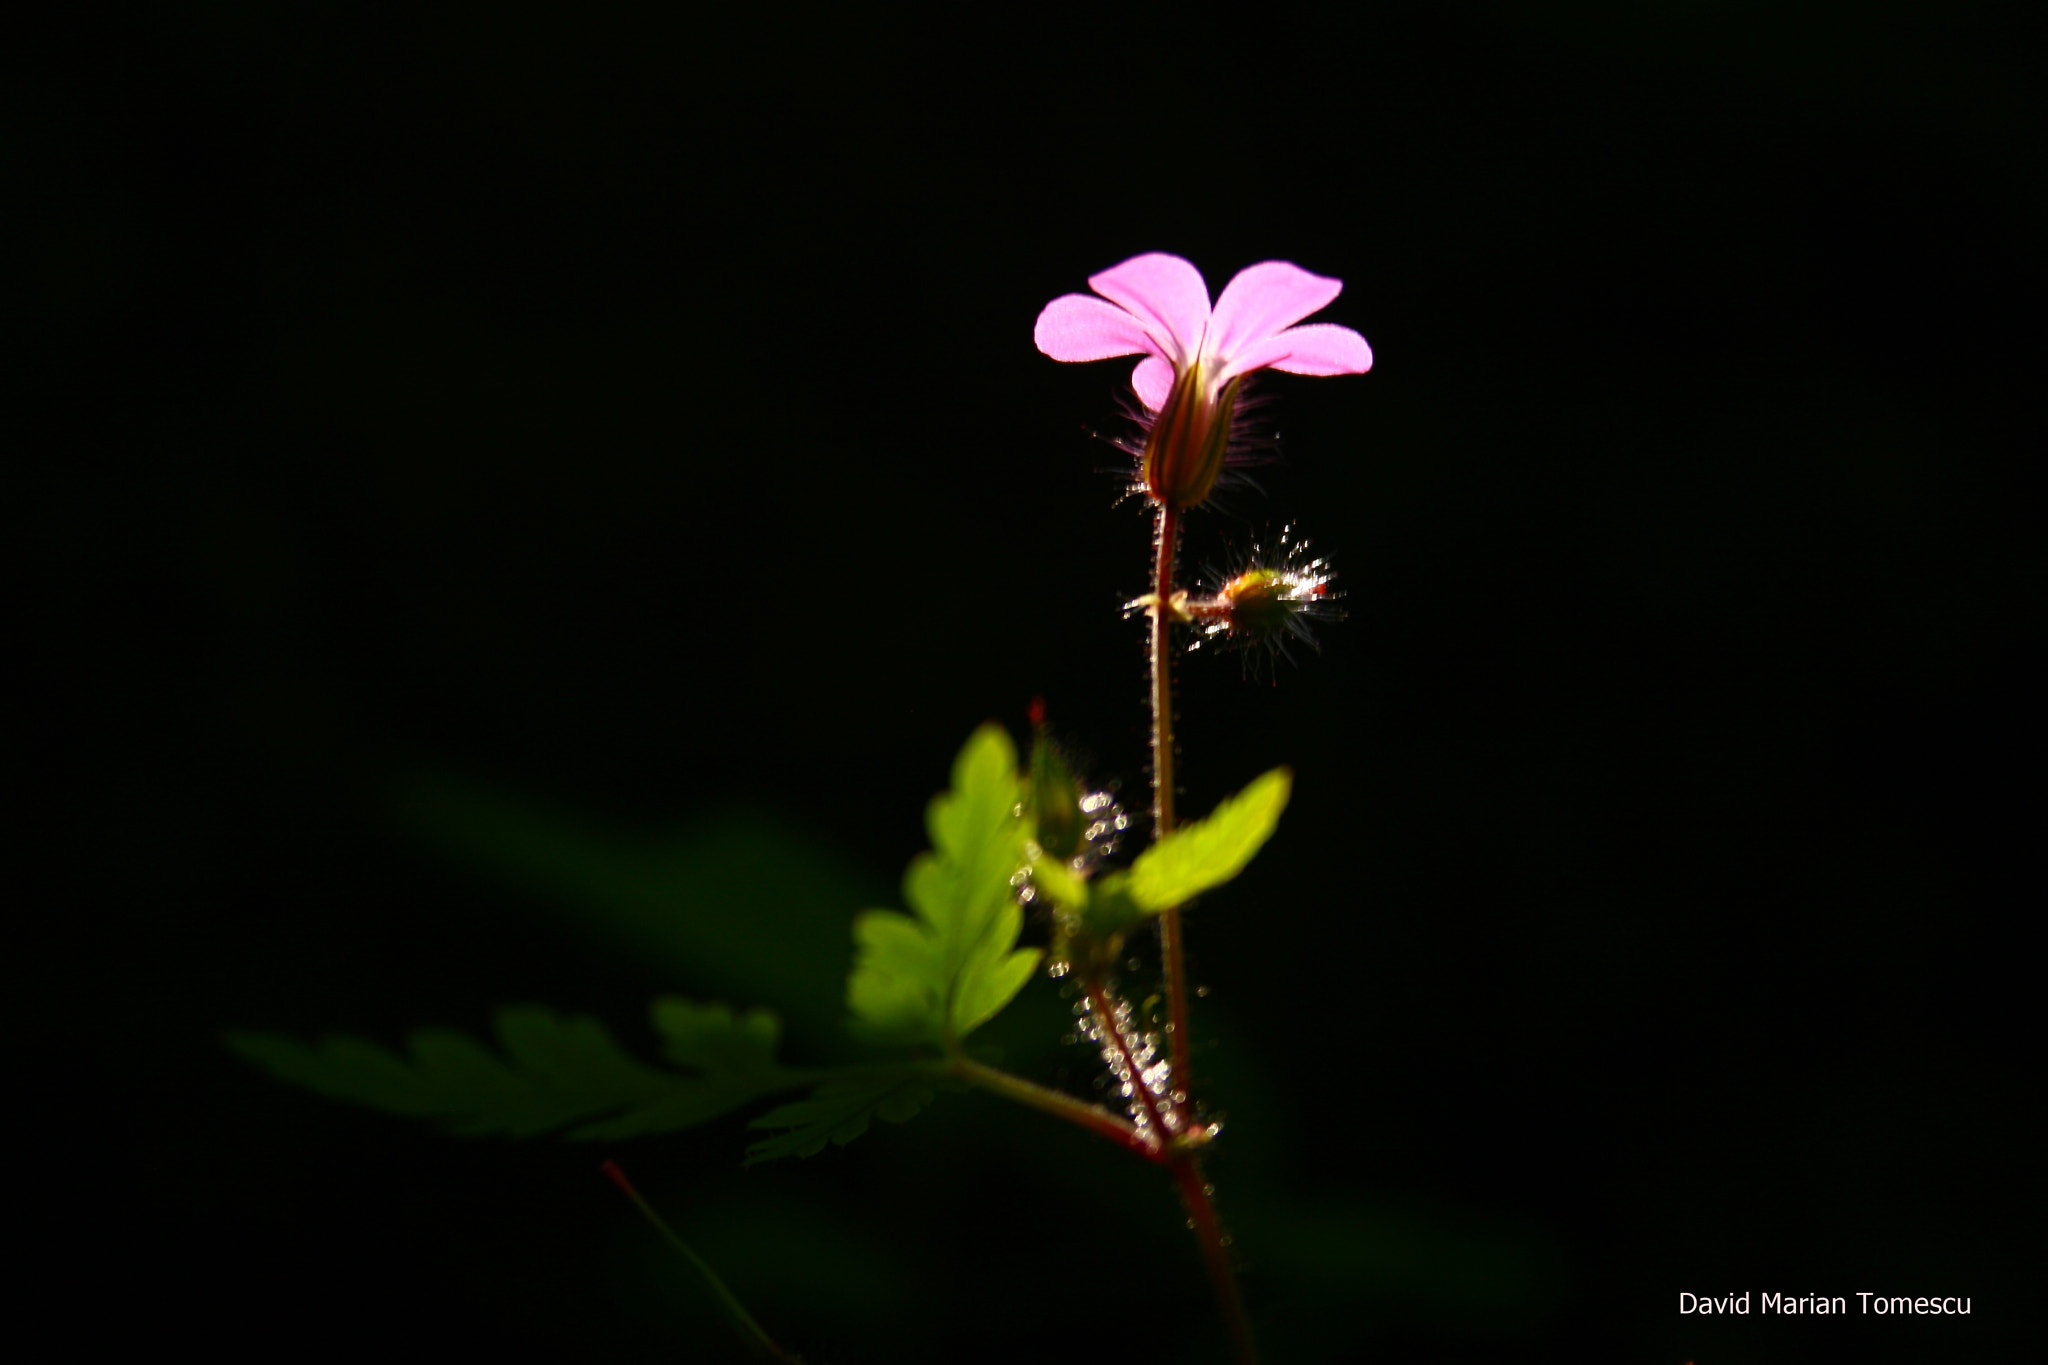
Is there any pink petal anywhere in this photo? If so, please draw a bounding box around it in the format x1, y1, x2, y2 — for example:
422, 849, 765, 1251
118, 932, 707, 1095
1087, 253, 1211, 365
1220, 323, 1374, 381
1208, 262, 1344, 368
1130, 356, 1176, 411
1034, 293, 1161, 362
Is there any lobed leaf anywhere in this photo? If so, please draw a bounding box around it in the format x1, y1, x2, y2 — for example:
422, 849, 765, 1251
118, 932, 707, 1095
844, 725, 1039, 1046
743, 1076, 937, 1165
227, 998, 807, 1141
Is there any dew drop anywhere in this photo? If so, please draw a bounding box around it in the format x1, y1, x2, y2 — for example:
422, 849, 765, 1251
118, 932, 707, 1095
1195, 985, 1211, 998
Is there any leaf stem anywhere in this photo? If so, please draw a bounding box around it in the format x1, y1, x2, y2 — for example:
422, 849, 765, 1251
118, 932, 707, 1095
949, 1054, 1156, 1161
601, 1160, 803, 1364
1149, 500, 1195, 1093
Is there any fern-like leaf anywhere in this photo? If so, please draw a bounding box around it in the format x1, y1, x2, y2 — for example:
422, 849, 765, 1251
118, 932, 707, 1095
227, 998, 807, 1140
743, 1076, 938, 1165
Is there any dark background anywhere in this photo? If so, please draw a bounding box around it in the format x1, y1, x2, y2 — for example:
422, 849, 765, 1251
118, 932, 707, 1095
24, 3, 2036, 1362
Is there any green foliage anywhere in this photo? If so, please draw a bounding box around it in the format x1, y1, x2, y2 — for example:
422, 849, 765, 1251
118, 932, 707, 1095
1078, 767, 1293, 938
227, 999, 806, 1140
744, 1076, 938, 1165
234, 725, 1077, 1163
845, 724, 1040, 1047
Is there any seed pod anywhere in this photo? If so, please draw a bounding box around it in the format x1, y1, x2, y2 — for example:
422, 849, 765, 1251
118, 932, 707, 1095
1186, 525, 1341, 670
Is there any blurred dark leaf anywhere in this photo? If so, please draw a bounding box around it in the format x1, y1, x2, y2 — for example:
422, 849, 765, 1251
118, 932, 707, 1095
744, 1076, 939, 1166
227, 998, 807, 1141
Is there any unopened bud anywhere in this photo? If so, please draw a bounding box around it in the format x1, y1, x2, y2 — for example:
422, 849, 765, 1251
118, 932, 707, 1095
1020, 714, 1130, 872
1026, 729, 1087, 863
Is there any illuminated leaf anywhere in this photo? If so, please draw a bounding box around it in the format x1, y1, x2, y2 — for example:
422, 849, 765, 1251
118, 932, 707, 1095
1116, 767, 1292, 922
845, 725, 1040, 1046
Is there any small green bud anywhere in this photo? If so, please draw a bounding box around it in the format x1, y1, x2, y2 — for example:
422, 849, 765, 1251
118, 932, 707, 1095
1025, 729, 1087, 863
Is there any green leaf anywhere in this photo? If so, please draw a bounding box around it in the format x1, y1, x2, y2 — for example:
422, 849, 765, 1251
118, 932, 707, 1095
743, 1076, 937, 1165
227, 997, 808, 1141
1077, 870, 1145, 940
845, 725, 1040, 1046
1125, 767, 1293, 913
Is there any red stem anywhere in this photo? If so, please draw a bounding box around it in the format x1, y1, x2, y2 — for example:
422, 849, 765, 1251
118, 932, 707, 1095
1170, 1153, 1260, 1365
1150, 500, 1195, 1094
1082, 978, 1175, 1150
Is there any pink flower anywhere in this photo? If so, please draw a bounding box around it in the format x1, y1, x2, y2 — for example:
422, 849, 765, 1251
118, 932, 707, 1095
1035, 253, 1372, 507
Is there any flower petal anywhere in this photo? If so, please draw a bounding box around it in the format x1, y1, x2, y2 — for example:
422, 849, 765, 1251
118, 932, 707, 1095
1087, 253, 1211, 365
1218, 323, 1373, 382
1208, 262, 1344, 368
1131, 355, 1176, 411
1034, 293, 1161, 362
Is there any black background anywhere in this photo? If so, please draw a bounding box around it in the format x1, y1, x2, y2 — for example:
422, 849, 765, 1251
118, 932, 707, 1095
24, 4, 2036, 1362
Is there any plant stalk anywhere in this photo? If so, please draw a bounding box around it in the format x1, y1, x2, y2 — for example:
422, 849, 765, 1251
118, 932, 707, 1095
1081, 976, 1175, 1147
1149, 500, 1195, 1092
1170, 1153, 1260, 1365
1149, 499, 1259, 1365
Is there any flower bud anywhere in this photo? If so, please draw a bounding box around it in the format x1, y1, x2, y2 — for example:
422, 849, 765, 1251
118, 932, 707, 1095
1024, 742, 1129, 870
1141, 361, 1242, 508
1025, 729, 1088, 864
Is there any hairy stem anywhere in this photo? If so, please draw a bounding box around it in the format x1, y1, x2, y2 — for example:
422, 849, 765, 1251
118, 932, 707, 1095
1081, 976, 1176, 1148
950, 1054, 1156, 1161
1149, 502, 1257, 1363
1170, 1153, 1260, 1365
1149, 501, 1195, 1092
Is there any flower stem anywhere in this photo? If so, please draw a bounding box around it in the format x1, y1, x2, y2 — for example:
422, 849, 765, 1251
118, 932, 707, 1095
1170, 1153, 1260, 1365
1149, 500, 1194, 1092
1150, 503, 1258, 1364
